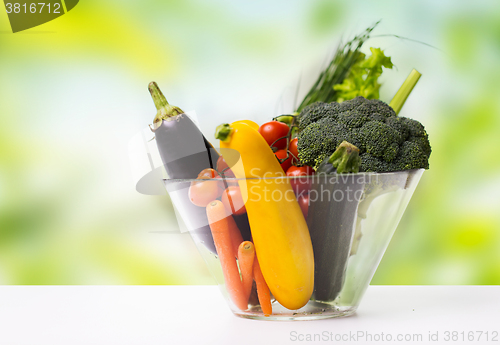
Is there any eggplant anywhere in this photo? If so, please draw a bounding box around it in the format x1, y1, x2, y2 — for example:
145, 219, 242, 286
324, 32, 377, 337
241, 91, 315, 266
149, 82, 249, 253
149, 82, 219, 252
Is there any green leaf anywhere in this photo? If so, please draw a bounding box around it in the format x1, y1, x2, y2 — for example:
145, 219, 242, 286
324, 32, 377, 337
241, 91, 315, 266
333, 47, 393, 102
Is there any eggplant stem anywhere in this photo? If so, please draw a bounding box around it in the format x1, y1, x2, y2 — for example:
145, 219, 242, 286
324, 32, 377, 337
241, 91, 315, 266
149, 82, 170, 110
148, 81, 185, 128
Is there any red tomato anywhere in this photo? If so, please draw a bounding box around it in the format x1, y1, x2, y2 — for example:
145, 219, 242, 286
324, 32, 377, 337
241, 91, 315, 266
216, 156, 236, 178
286, 165, 315, 177
189, 176, 222, 207
297, 193, 309, 219
198, 168, 218, 179
286, 165, 315, 194
221, 186, 246, 215
216, 156, 229, 173
198, 168, 229, 191
275, 149, 292, 173
288, 138, 299, 164
258, 121, 290, 150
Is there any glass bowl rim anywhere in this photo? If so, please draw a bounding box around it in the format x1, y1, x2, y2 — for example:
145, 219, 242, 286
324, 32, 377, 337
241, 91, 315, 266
162, 168, 425, 183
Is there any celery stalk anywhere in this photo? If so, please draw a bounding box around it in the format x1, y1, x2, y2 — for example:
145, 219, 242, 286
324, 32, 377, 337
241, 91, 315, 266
389, 69, 421, 115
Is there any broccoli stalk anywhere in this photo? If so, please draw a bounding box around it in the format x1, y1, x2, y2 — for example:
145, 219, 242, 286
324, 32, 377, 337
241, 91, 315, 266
389, 69, 421, 115
317, 141, 361, 174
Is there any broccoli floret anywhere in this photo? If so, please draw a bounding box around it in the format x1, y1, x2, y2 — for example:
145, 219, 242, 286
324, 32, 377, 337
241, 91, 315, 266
296, 96, 431, 173
337, 110, 369, 129
383, 142, 399, 162
298, 101, 340, 131
298, 97, 394, 132
337, 96, 369, 112
395, 141, 429, 170
342, 128, 365, 152
385, 116, 410, 141
408, 136, 431, 157
369, 113, 386, 123
360, 121, 403, 158
364, 99, 397, 118
359, 152, 397, 172
338, 97, 396, 118
297, 122, 324, 167
297, 117, 346, 168
402, 117, 427, 137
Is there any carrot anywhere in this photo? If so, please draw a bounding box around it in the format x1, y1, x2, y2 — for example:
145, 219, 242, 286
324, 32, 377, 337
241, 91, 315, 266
230, 222, 244, 259
237, 241, 255, 304
206, 200, 247, 311
253, 257, 272, 316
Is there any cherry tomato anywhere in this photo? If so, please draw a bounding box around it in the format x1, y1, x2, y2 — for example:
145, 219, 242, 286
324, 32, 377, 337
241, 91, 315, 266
216, 156, 236, 178
288, 138, 299, 164
297, 193, 310, 219
221, 186, 246, 215
198, 168, 218, 179
287, 165, 315, 194
189, 176, 222, 207
258, 121, 290, 150
198, 168, 229, 191
275, 149, 292, 173
286, 165, 315, 177
216, 156, 229, 173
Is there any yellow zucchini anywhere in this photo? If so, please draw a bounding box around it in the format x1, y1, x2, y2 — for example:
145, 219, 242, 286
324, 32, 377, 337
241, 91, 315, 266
216, 122, 314, 310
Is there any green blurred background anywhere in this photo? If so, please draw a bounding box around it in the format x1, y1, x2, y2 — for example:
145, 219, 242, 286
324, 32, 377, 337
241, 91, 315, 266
1, 0, 499, 285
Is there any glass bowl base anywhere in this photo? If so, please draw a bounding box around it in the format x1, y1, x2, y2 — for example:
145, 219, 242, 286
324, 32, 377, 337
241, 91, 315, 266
232, 301, 357, 321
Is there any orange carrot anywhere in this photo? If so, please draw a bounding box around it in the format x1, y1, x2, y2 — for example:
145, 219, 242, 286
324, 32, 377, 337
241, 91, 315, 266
237, 241, 255, 304
206, 200, 247, 311
253, 257, 272, 316
230, 222, 244, 259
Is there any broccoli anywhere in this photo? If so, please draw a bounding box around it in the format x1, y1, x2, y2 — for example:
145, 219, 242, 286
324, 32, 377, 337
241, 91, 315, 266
297, 96, 431, 172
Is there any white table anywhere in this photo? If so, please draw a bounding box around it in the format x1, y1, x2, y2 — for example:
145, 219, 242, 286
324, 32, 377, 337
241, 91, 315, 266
0, 286, 498, 344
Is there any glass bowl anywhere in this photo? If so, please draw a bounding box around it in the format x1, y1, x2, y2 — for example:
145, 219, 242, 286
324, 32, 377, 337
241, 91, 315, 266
163, 169, 424, 321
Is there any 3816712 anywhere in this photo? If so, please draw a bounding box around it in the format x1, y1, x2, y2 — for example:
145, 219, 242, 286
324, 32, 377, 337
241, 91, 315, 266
5, 3, 61, 14
443, 331, 499, 342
